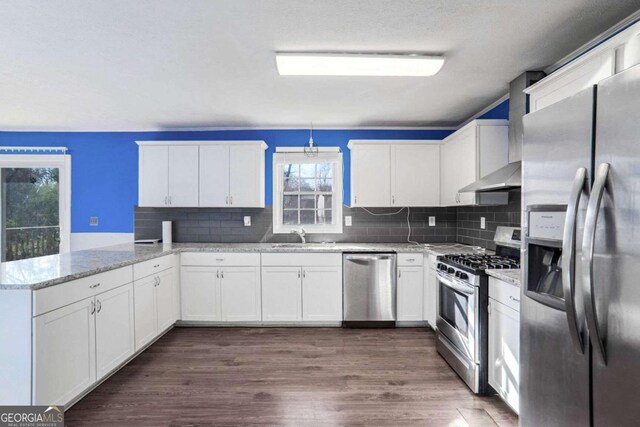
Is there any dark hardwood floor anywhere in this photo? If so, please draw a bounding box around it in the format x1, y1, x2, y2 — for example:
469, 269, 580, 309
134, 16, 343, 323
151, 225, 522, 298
66, 327, 518, 426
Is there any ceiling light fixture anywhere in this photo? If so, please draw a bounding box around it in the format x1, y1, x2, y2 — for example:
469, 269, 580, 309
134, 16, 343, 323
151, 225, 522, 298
275, 53, 445, 77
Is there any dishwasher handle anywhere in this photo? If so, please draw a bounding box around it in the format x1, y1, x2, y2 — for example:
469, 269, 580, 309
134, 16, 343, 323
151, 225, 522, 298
344, 253, 396, 263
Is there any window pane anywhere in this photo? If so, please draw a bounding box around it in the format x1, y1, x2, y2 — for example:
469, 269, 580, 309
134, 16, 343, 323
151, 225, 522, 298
316, 163, 332, 178
283, 178, 299, 192
283, 195, 298, 209
2, 168, 60, 262
317, 210, 333, 225
283, 210, 298, 225
317, 194, 332, 209
299, 163, 316, 178
317, 178, 332, 192
283, 164, 299, 178
300, 195, 315, 209
300, 210, 315, 224
300, 179, 316, 192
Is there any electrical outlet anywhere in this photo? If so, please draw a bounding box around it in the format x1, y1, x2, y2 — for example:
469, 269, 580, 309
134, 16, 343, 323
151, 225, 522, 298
480, 217, 486, 229
428, 216, 436, 227
243, 216, 251, 227
89, 216, 99, 226
345, 216, 352, 226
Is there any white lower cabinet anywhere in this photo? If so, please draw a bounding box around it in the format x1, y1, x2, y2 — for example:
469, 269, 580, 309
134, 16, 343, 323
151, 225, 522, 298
134, 267, 176, 350
33, 297, 97, 406
488, 277, 520, 414
219, 267, 261, 321
95, 283, 135, 380
261, 267, 302, 321
301, 267, 342, 321
397, 266, 424, 321
181, 267, 221, 321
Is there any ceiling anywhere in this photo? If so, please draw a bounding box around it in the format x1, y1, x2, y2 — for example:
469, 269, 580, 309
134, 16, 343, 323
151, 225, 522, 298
0, 0, 638, 131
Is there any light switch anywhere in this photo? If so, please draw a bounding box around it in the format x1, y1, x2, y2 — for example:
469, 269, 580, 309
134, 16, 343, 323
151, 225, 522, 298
243, 216, 251, 227
89, 217, 99, 226
345, 216, 352, 226
480, 217, 486, 229
428, 216, 436, 227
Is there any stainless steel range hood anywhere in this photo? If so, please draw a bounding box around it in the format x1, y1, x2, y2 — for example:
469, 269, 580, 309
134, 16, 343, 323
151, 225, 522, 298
459, 161, 521, 192
460, 71, 545, 194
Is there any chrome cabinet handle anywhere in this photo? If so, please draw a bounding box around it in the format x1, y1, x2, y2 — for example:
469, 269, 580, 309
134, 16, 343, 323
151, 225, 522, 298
509, 295, 520, 303
153, 264, 160, 268
582, 162, 610, 365
398, 270, 402, 278
89, 283, 101, 289
165, 196, 168, 205
216, 270, 219, 279
229, 195, 233, 205
562, 167, 587, 354
297, 269, 301, 278
97, 300, 102, 313
392, 195, 395, 204
90, 300, 95, 314
169, 196, 172, 205
220, 271, 224, 279
302, 270, 305, 279
216, 258, 224, 262
225, 196, 229, 205
354, 196, 357, 204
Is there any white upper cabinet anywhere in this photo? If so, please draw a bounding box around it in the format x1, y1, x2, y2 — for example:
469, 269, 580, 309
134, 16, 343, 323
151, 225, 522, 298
440, 120, 509, 206
349, 143, 391, 207
138, 145, 169, 207
391, 144, 440, 206
169, 145, 199, 207
349, 140, 441, 207
138, 141, 267, 208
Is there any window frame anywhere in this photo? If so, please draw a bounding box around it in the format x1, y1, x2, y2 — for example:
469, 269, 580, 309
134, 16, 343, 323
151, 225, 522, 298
272, 151, 343, 234
0, 154, 72, 256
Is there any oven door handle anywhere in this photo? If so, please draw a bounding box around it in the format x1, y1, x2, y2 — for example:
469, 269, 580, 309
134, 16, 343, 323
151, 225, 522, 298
438, 273, 475, 296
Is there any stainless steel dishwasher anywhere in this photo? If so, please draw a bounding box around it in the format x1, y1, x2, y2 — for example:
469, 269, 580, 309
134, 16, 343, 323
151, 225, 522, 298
343, 252, 397, 327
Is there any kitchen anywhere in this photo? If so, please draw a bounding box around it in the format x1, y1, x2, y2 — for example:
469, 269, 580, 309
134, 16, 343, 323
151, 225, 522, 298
0, 2, 639, 426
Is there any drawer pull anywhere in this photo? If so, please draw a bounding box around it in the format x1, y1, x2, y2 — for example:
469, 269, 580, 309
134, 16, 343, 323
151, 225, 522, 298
153, 264, 160, 268
97, 300, 102, 313
509, 296, 520, 303
89, 283, 101, 289
216, 258, 225, 262
406, 258, 416, 262
90, 301, 96, 314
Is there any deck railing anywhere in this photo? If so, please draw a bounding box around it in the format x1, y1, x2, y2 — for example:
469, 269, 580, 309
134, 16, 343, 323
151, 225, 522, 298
4, 226, 60, 261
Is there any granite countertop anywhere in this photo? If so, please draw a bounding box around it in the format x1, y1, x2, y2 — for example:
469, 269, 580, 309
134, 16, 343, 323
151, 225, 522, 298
486, 268, 521, 287
0, 242, 489, 290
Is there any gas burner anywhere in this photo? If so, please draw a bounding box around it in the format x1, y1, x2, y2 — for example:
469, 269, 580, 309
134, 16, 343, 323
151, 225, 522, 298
442, 253, 520, 273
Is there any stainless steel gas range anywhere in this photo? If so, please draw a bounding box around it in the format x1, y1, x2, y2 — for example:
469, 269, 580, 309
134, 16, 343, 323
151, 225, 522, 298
435, 226, 521, 394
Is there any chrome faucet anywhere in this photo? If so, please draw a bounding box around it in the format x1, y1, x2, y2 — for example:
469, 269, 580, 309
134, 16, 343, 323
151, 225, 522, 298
291, 228, 306, 244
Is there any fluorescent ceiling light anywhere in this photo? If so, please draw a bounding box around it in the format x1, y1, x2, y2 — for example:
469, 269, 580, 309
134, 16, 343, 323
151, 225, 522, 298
276, 53, 445, 77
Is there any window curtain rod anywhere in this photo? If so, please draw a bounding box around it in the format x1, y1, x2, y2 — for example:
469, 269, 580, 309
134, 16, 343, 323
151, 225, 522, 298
0, 146, 68, 154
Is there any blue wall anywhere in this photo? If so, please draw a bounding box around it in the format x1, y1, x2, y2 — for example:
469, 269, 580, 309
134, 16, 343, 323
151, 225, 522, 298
0, 129, 453, 233
478, 99, 509, 120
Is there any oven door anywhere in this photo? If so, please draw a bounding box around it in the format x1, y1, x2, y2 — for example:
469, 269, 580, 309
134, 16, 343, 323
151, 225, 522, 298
436, 272, 478, 362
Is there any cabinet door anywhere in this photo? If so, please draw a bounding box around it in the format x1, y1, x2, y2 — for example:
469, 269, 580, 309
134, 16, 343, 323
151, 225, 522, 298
391, 144, 440, 206
33, 297, 96, 406
261, 266, 302, 321
229, 145, 264, 207
351, 144, 391, 206
423, 256, 438, 327
169, 145, 199, 207
455, 128, 479, 206
302, 267, 342, 321
397, 266, 424, 321
134, 275, 157, 350
181, 267, 221, 321
139, 145, 169, 207
488, 299, 520, 413
200, 145, 230, 207
155, 268, 176, 332
220, 267, 261, 321
440, 138, 458, 206
95, 283, 135, 380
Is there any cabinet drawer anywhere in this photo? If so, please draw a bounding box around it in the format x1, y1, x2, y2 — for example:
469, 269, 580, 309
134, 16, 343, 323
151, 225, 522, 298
261, 252, 341, 267
489, 276, 521, 312
397, 253, 424, 266
33, 266, 133, 316
134, 254, 175, 280
181, 252, 260, 267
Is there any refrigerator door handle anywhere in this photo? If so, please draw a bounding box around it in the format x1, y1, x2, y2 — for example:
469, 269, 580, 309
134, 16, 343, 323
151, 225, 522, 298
562, 167, 587, 354
582, 162, 610, 365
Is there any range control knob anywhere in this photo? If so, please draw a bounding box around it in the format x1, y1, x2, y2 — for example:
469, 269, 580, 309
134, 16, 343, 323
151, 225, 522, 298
447, 267, 455, 274
458, 272, 469, 280
438, 263, 447, 271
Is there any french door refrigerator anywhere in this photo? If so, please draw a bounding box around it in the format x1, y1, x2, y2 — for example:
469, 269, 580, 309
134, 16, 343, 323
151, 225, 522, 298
521, 63, 640, 427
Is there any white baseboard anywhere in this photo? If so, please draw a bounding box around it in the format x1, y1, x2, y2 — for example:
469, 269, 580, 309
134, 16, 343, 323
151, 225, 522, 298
70, 233, 134, 251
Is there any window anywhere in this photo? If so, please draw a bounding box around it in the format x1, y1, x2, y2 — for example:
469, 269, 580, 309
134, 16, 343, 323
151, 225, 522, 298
273, 151, 343, 234
0, 155, 71, 261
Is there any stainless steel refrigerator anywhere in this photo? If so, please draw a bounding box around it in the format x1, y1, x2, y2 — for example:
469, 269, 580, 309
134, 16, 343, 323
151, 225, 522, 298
521, 63, 640, 426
